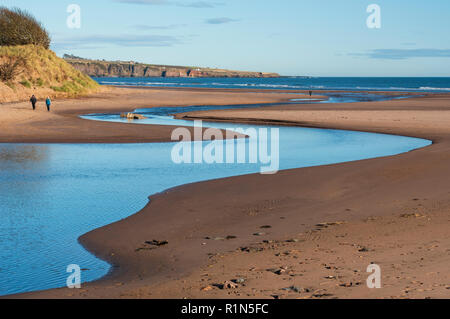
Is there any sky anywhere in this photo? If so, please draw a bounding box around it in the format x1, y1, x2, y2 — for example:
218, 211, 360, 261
1, 0, 450, 76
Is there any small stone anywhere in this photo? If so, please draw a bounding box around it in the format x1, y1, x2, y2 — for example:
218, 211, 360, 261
260, 225, 272, 229
400, 213, 424, 218
145, 240, 168, 246
316, 221, 345, 228
233, 278, 246, 284
274, 268, 286, 275
201, 286, 213, 292
240, 246, 263, 253
312, 291, 333, 298
223, 281, 238, 289
253, 232, 266, 236
121, 113, 147, 120
282, 286, 308, 293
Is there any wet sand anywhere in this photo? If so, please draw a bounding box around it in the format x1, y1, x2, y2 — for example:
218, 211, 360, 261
0, 86, 309, 143
2, 88, 449, 299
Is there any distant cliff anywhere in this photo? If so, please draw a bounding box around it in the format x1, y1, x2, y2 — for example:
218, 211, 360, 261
63, 55, 280, 78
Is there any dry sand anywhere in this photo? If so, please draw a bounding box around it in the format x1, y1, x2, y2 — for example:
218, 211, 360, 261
1, 88, 449, 299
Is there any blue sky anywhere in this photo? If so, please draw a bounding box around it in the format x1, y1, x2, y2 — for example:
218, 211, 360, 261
1, 0, 450, 76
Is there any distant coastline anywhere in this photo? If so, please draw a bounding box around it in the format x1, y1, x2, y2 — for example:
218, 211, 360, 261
63, 54, 280, 79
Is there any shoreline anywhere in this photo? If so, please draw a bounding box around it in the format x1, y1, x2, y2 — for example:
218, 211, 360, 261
2, 87, 449, 299
175, 114, 436, 141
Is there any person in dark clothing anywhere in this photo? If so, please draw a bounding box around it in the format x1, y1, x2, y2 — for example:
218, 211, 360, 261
309, 90, 313, 97
30, 95, 37, 110
46, 96, 51, 112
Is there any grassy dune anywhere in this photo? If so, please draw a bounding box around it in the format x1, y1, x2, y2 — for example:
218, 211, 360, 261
0, 45, 100, 103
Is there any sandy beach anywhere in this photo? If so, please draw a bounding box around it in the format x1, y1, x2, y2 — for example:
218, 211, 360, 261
2, 87, 449, 299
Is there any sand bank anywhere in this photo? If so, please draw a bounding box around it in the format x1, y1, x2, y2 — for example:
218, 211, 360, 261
0, 86, 311, 143
3, 88, 449, 299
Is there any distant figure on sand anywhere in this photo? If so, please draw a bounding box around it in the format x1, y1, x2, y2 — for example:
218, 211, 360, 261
309, 90, 313, 97
30, 95, 37, 110
46, 96, 51, 112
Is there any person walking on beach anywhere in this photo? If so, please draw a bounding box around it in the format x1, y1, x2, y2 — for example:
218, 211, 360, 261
309, 90, 313, 97
30, 95, 37, 110
45, 96, 51, 112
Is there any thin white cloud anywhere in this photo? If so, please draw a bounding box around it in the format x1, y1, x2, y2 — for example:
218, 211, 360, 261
205, 17, 238, 24
52, 34, 181, 50
350, 49, 450, 60
133, 23, 187, 30
115, 0, 224, 8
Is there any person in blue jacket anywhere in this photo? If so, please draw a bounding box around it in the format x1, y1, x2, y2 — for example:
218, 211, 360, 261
45, 96, 51, 112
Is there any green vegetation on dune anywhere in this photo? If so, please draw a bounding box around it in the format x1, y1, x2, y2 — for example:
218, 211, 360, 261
0, 45, 99, 96
0, 7, 99, 101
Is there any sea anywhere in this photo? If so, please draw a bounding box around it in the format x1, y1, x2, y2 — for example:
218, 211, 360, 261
93, 76, 450, 92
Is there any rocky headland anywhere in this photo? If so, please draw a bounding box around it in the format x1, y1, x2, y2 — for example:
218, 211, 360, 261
64, 55, 280, 78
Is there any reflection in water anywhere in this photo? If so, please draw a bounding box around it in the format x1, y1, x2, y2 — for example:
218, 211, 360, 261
0, 145, 51, 205
0, 145, 49, 164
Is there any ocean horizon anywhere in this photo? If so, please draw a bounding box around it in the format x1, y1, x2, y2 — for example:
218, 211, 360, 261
93, 77, 450, 93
